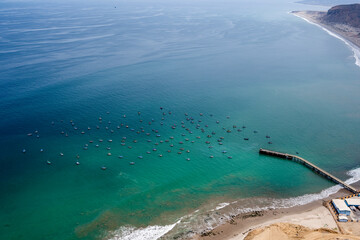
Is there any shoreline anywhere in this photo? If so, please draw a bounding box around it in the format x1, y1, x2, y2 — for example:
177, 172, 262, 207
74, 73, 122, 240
291, 10, 360, 67
193, 188, 349, 240
191, 170, 360, 240
190, 10, 360, 239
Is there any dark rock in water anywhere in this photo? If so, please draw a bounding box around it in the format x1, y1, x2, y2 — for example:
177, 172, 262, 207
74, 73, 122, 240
200, 230, 216, 237
242, 210, 264, 220
321, 4, 360, 28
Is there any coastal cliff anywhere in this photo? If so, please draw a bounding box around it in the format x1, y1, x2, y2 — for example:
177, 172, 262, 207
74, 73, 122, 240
321, 4, 360, 28
292, 4, 360, 49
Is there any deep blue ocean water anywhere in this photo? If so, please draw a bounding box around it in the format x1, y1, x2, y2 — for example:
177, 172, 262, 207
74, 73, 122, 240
1, 0, 360, 239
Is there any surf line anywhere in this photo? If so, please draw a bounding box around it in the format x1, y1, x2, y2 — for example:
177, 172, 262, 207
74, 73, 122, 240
292, 12, 360, 68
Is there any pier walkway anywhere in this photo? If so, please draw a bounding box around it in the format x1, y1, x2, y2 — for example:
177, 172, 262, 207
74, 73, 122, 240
259, 148, 358, 193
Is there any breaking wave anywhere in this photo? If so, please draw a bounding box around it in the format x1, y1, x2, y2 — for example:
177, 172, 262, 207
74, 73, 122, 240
106, 168, 360, 239
106, 220, 180, 240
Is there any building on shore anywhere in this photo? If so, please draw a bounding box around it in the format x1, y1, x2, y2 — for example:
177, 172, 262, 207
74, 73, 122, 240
345, 197, 360, 207
338, 214, 348, 222
332, 199, 351, 216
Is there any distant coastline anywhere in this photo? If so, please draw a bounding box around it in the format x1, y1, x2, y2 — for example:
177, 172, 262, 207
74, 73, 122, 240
191, 7, 360, 240
291, 10, 360, 67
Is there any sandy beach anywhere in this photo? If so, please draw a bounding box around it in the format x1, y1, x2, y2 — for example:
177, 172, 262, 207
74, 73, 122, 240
189, 8, 360, 240
291, 10, 360, 49
291, 10, 360, 68
193, 186, 360, 240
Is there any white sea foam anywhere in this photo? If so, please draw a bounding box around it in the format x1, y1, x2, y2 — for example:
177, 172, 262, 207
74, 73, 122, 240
293, 13, 360, 67
241, 167, 360, 213
107, 220, 180, 240
107, 168, 360, 239
184, 168, 360, 238
214, 202, 230, 211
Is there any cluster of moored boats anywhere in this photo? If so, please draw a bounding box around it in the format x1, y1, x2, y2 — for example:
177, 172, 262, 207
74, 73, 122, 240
22, 108, 273, 170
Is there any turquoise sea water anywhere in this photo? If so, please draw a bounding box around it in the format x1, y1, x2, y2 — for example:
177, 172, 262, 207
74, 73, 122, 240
1, 0, 360, 239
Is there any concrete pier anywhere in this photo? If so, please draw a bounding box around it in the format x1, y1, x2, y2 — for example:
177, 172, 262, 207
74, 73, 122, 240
259, 148, 358, 193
